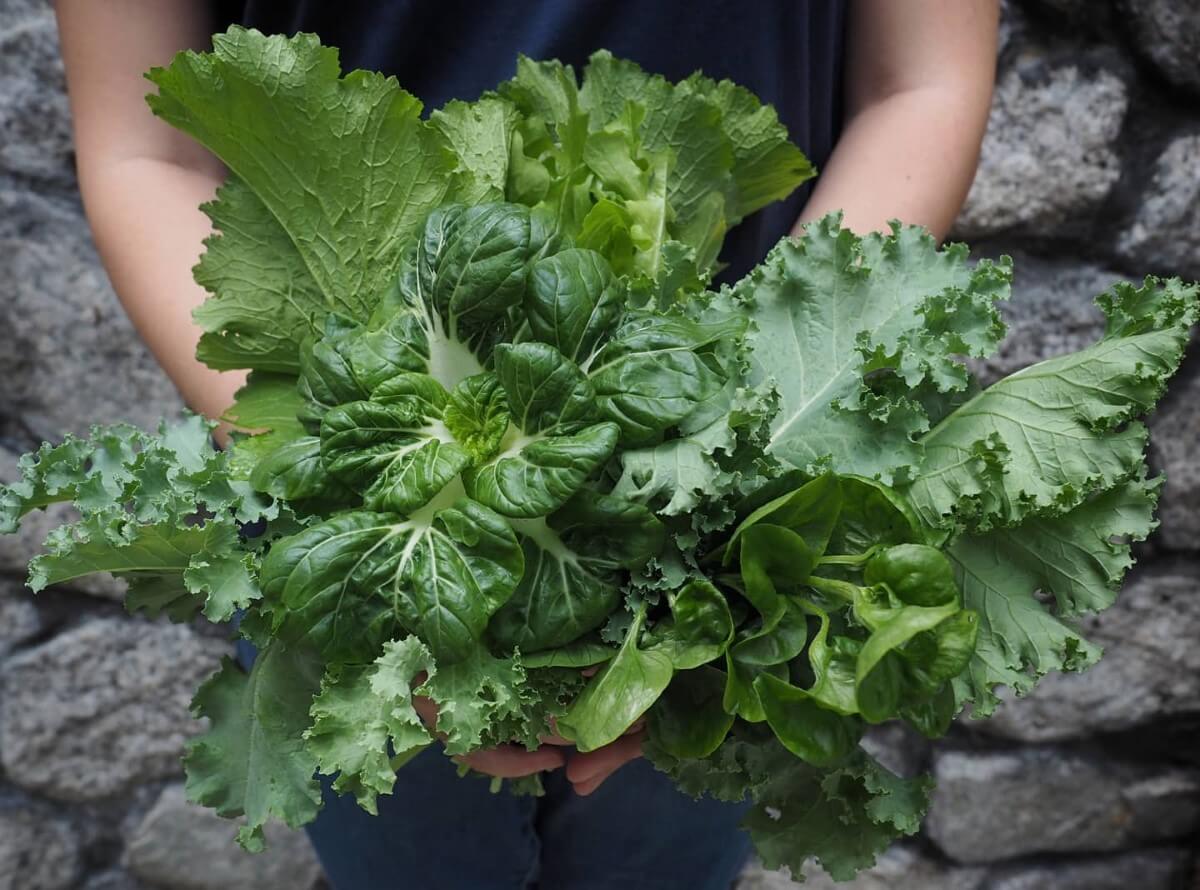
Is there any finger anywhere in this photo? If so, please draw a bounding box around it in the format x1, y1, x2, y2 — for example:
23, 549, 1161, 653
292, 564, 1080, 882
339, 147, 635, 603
457, 744, 567, 779
566, 731, 645, 794
411, 694, 439, 730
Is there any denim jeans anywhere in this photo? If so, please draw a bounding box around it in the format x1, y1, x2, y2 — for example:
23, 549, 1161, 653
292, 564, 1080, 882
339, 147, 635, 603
233, 638, 752, 890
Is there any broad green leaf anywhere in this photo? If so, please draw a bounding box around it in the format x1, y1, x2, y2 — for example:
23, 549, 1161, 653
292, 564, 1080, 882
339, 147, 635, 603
149, 28, 457, 370
863, 544, 959, 607
557, 608, 674, 751
725, 473, 842, 564
184, 646, 323, 851
908, 277, 1198, 531
305, 637, 435, 812
949, 479, 1158, 715
493, 342, 599, 432
796, 601, 859, 716
464, 422, 619, 518
250, 436, 354, 505
320, 399, 470, 514
647, 579, 735, 670
754, 672, 862, 767
828, 475, 924, 555
687, 74, 816, 219
589, 312, 743, 443
724, 597, 810, 723
395, 203, 537, 387
646, 666, 733, 759
431, 97, 518, 203
738, 217, 1008, 483
489, 492, 662, 652
521, 638, 616, 669
852, 592, 961, 723
260, 493, 523, 663
222, 372, 306, 437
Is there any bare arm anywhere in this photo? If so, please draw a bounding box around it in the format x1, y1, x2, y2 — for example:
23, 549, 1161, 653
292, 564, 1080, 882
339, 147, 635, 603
796, 0, 999, 239
55, 0, 243, 433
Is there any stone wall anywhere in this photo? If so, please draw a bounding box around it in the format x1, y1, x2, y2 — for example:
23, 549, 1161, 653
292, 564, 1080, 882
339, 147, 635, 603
0, 1, 1196, 889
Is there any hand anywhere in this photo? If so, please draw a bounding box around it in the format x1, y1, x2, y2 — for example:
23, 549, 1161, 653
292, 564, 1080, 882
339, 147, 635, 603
565, 726, 646, 796
411, 683, 566, 779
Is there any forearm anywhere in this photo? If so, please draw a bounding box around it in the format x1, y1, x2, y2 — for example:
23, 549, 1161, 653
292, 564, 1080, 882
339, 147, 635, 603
78, 158, 244, 430
795, 85, 988, 240
797, 0, 998, 240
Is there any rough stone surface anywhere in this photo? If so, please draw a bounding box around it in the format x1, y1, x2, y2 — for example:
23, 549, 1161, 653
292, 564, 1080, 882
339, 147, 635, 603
0, 619, 226, 800
1150, 366, 1200, 550
81, 872, 148, 890
954, 50, 1128, 239
1119, 0, 1200, 95
739, 847, 986, 890
986, 848, 1194, 890
740, 846, 1194, 890
0, 189, 183, 449
0, 2, 74, 188
125, 784, 322, 890
925, 749, 1200, 863
1117, 133, 1200, 282
0, 803, 82, 890
0, 576, 42, 656
980, 570, 1200, 741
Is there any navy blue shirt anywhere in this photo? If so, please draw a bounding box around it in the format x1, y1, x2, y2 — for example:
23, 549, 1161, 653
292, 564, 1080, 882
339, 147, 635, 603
213, 1, 846, 280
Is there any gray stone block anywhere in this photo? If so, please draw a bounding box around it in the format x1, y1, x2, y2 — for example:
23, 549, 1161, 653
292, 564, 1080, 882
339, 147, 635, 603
0, 189, 183, 448
0, 618, 227, 800
1117, 133, 1200, 282
954, 50, 1128, 239
0, 802, 82, 890
986, 848, 1193, 890
0, 576, 41, 657
125, 784, 322, 890
926, 749, 1200, 863
1119, 0, 1200, 96
0, 3, 74, 188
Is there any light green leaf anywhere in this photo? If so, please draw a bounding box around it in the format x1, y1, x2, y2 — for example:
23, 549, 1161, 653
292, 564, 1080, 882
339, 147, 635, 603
739, 216, 1008, 483
305, 637, 435, 812
557, 608, 674, 751
949, 479, 1158, 715
908, 277, 1198, 531
432, 97, 518, 203
184, 646, 323, 851
149, 28, 457, 369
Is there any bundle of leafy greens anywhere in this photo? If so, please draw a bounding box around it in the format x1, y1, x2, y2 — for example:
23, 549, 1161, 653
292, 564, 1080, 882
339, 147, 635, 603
2, 28, 1196, 880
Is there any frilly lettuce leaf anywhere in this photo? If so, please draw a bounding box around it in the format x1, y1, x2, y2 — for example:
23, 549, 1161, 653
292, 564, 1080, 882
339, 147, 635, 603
907, 277, 1198, 532
184, 645, 324, 852
735, 215, 1009, 485
0, 415, 279, 622
305, 636, 435, 812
